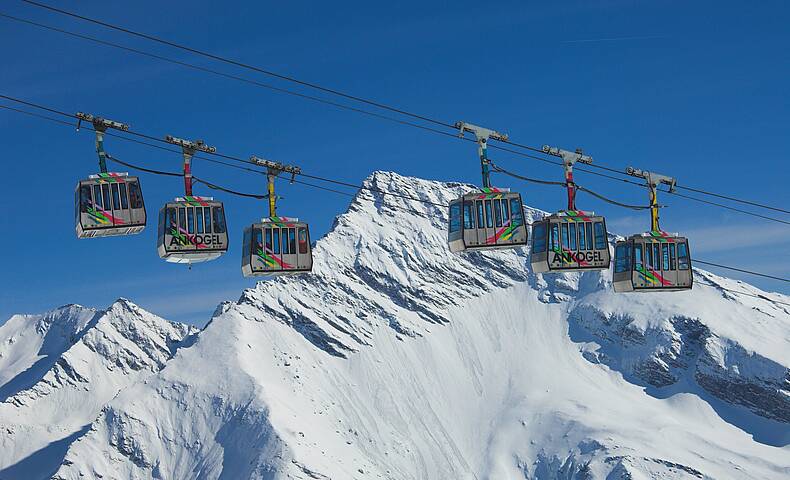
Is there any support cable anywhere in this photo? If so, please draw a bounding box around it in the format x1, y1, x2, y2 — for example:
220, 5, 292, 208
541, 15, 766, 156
1, 103, 789, 286
694, 260, 789, 283
7, 6, 788, 215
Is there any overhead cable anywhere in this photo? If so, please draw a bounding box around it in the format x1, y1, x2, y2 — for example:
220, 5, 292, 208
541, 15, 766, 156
2, 102, 789, 286
7, 5, 788, 215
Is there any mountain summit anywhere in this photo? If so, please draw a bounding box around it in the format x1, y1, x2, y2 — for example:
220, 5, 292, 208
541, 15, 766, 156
2, 171, 788, 479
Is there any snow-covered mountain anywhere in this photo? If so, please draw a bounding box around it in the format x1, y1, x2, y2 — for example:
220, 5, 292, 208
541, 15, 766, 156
2, 171, 788, 479
0, 301, 197, 479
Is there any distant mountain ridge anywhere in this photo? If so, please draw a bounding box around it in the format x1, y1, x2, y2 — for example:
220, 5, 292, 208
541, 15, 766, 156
0, 300, 197, 479
2, 171, 788, 479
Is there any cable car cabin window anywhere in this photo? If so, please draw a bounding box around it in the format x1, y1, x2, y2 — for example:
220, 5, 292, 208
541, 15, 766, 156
494, 200, 502, 228
212, 207, 226, 234
265, 228, 272, 253
677, 242, 690, 270
550, 224, 559, 251
561, 223, 569, 248
634, 244, 643, 270
186, 208, 194, 234
449, 203, 461, 233
578, 223, 587, 250
614, 244, 631, 273
111, 183, 121, 210
594, 222, 606, 249
645, 243, 654, 270
653, 244, 661, 270
93, 185, 102, 209
178, 208, 186, 232
79, 186, 91, 213
289, 228, 296, 254
502, 200, 511, 224
281, 229, 290, 254
119, 183, 129, 209
532, 223, 547, 253
196, 207, 204, 234
203, 208, 212, 234
476, 201, 484, 229
253, 228, 262, 256
662, 244, 671, 271
484, 200, 493, 228
568, 223, 577, 250
586, 223, 594, 250
273, 228, 280, 254
298, 227, 308, 254
129, 182, 143, 209
669, 244, 677, 271
463, 201, 474, 229
167, 208, 177, 230
510, 199, 523, 226
101, 185, 111, 211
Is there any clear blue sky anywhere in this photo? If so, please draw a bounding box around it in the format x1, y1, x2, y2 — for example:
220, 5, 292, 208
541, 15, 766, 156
1, 0, 788, 325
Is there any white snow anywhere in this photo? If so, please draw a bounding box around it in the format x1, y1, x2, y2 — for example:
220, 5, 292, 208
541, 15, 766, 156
2, 171, 788, 479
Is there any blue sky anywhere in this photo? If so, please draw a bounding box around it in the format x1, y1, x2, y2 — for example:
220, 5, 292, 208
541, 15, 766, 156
1, 0, 788, 325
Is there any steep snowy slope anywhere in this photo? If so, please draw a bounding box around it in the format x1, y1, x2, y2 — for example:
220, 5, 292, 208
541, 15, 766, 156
0, 300, 197, 479
50, 171, 790, 479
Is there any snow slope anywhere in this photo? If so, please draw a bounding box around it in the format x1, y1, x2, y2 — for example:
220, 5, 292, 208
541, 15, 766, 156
5, 171, 789, 479
0, 300, 197, 479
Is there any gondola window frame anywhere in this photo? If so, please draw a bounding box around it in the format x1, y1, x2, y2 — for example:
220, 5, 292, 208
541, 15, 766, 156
677, 242, 690, 270
594, 221, 606, 249
568, 223, 577, 250
510, 198, 522, 226
615, 243, 631, 273
449, 203, 462, 233
128, 181, 143, 209
212, 206, 227, 234
494, 200, 502, 228
533, 222, 547, 253
463, 201, 474, 229
288, 228, 296, 254
298, 227, 308, 254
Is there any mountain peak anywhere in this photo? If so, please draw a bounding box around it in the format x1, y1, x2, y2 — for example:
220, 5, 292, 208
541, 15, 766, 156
4, 171, 789, 479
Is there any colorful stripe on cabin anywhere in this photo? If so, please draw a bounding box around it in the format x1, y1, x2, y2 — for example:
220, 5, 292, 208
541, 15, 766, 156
183, 196, 210, 207
486, 219, 521, 243
268, 216, 295, 228
88, 206, 124, 226
256, 246, 292, 269
648, 230, 676, 242
636, 265, 671, 286
96, 172, 125, 184
565, 210, 592, 222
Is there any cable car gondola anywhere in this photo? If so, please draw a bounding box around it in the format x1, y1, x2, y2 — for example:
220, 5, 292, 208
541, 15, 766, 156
531, 147, 610, 273
613, 168, 693, 292
157, 136, 229, 264
242, 157, 313, 277
74, 113, 146, 238
448, 122, 528, 253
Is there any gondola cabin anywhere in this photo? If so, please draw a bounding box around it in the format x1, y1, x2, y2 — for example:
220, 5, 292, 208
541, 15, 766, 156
157, 196, 228, 264
613, 232, 692, 292
75, 172, 146, 238
531, 211, 610, 273
242, 217, 312, 277
448, 188, 528, 253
